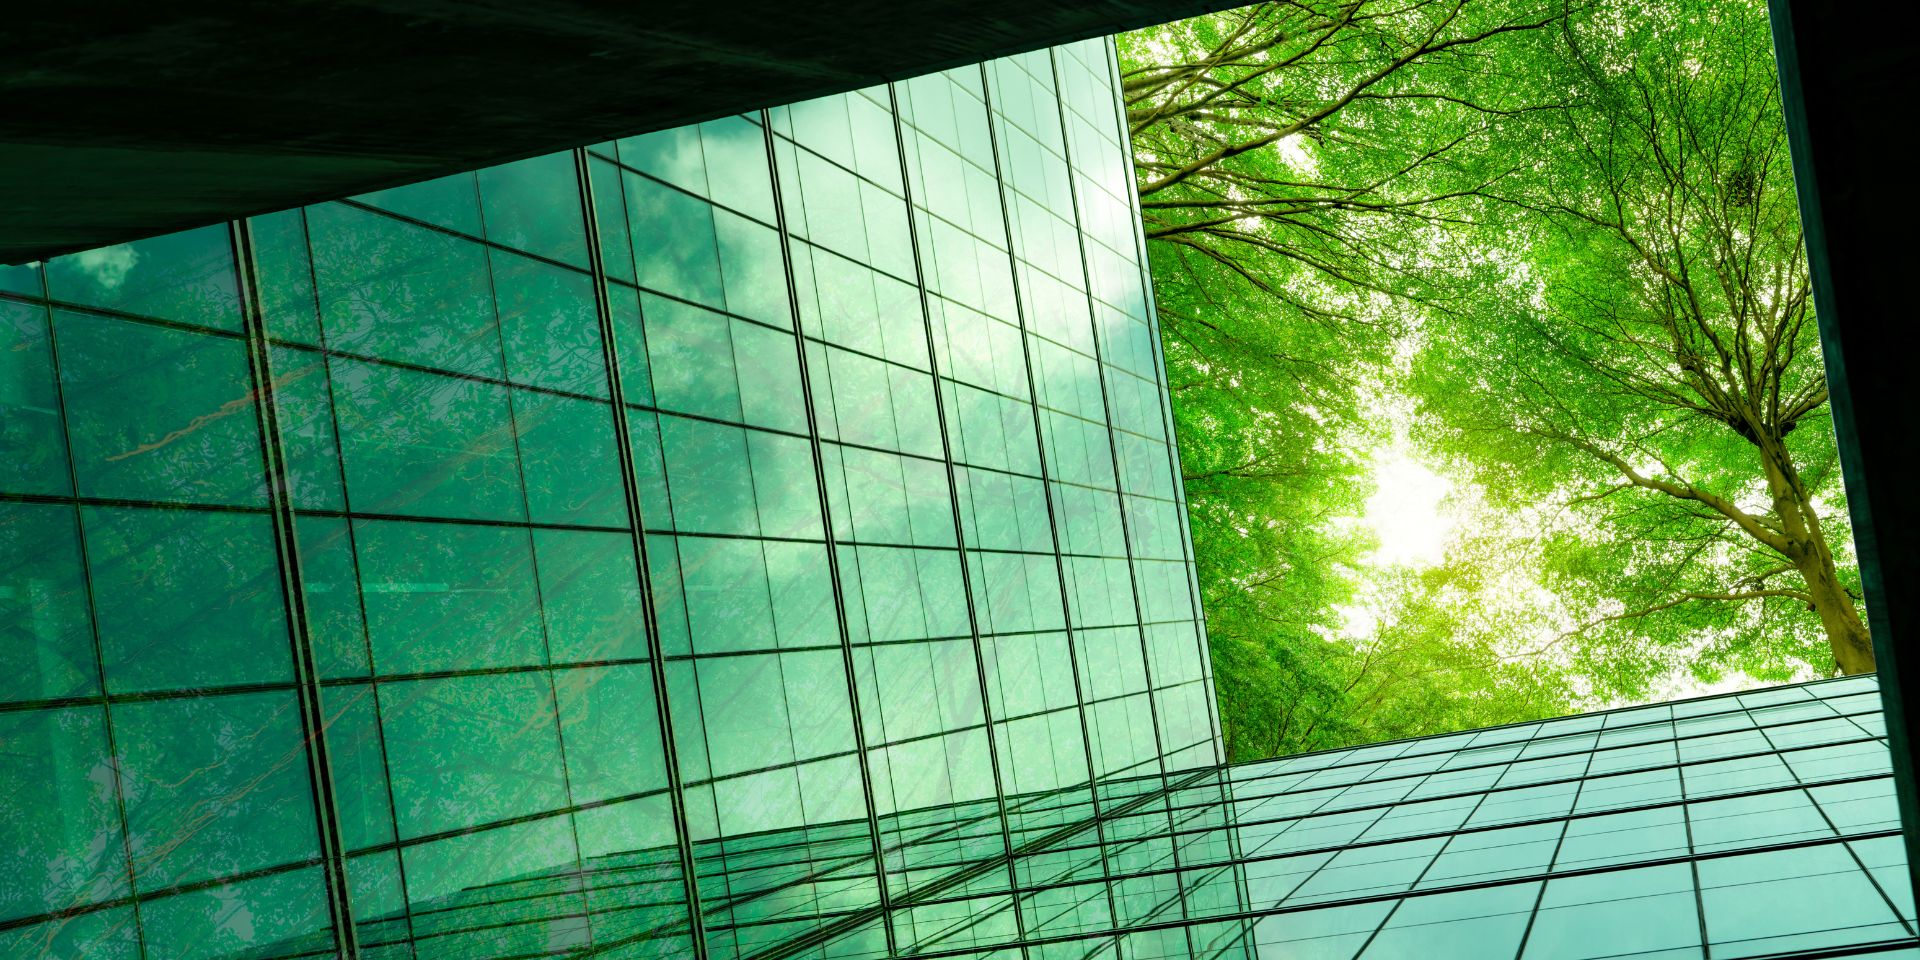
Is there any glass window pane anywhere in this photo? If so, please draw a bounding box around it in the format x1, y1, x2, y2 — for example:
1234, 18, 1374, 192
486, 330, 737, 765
624, 174, 725, 308
43, 225, 239, 331
555, 663, 669, 803
115, 692, 318, 888
534, 528, 647, 664
1698, 844, 1907, 956
0, 502, 96, 703
1524, 865, 1700, 960
331, 358, 525, 521
56, 311, 264, 505
478, 152, 588, 266
514, 390, 625, 527
380, 672, 567, 838
0, 706, 127, 921
84, 506, 290, 693
351, 172, 482, 236
137, 867, 333, 960
309, 203, 502, 379
493, 250, 605, 396
0, 299, 69, 496
354, 518, 544, 673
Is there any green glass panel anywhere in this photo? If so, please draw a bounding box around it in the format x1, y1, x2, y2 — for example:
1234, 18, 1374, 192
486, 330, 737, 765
677, 536, 775, 654
792, 154, 865, 267
841, 447, 911, 544
748, 430, 823, 539
1688, 790, 1832, 852
782, 651, 857, 760
783, 94, 854, 168
664, 662, 709, 781
715, 210, 792, 327
56, 310, 265, 505
354, 518, 544, 673
1698, 844, 1907, 955
115, 692, 318, 887
83, 505, 290, 693
0, 261, 43, 297
918, 550, 970, 636
618, 126, 708, 196
270, 345, 346, 510
847, 547, 920, 642
644, 294, 742, 421
607, 282, 653, 405
0, 299, 69, 496
0, 502, 96, 703
380, 672, 567, 838
1359, 883, 1537, 958
309, 202, 503, 378
494, 250, 606, 396
43, 225, 240, 331
623, 172, 725, 308
0, 906, 140, 959
478, 151, 588, 266
534, 527, 647, 664
694, 654, 794, 777
295, 514, 371, 678
352, 171, 483, 236
591, 158, 637, 285
701, 115, 777, 222
904, 457, 956, 547
322, 683, 396, 851
138, 867, 332, 960
658, 415, 757, 534
629, 414, 672, 526
731, 320, 808, 433
645, 534, 692, 657
398, 817, 583, 943
331, 357, 525, 521
250, 208, 323, 345
346, 851, 412, 948
765, 540, 837, 648
514, 389, 625, 527
556, 664, 668, 803
0, 706, 127, 921
1523, 865, 1700, 960
574, 793, 679, 860
848, 92, 905, 191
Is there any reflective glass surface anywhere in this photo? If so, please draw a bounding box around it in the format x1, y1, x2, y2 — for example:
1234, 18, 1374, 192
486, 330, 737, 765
0, 38, 1221, 960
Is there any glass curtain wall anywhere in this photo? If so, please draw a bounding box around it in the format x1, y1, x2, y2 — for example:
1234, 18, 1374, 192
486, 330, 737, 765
0, 38, 1220, 959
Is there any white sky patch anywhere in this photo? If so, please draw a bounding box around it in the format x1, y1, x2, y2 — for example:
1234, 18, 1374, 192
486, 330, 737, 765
1335, 435, 1458, 639
73, 244, 139, 290
1274, 134, 1319, 177
1364, 447, 1452, 568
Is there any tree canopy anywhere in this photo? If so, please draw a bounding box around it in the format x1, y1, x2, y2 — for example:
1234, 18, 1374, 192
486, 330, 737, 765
1120, 0, 1863, 761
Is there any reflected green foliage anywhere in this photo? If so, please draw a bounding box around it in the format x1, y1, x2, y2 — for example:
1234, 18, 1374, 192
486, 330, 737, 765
1123, 0, 1858, 759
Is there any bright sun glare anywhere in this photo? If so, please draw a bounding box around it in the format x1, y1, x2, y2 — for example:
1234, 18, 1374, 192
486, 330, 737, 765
1336, 441, 1454, 640
1364, 446, 1452, 568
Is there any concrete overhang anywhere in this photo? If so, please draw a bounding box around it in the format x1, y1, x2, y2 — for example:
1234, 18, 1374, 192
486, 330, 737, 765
0, 0, 1241, 264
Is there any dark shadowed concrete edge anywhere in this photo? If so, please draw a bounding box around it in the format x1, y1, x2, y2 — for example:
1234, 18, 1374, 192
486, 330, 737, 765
0, 0, 1245, 264
1770, 0, 1920, 917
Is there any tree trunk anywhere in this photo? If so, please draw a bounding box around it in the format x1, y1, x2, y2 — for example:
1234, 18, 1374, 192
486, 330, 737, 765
1760, 439, 1875, 674
1795, 551, 1875, 674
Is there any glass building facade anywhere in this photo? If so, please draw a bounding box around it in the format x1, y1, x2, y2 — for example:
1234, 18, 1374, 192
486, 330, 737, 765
1, 34, 1916, 960
0, 38, 1221, 959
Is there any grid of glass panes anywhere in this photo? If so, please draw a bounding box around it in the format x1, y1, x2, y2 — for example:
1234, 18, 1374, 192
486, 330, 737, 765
246, 675, 1919, 960
0, 37, 1221, 960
